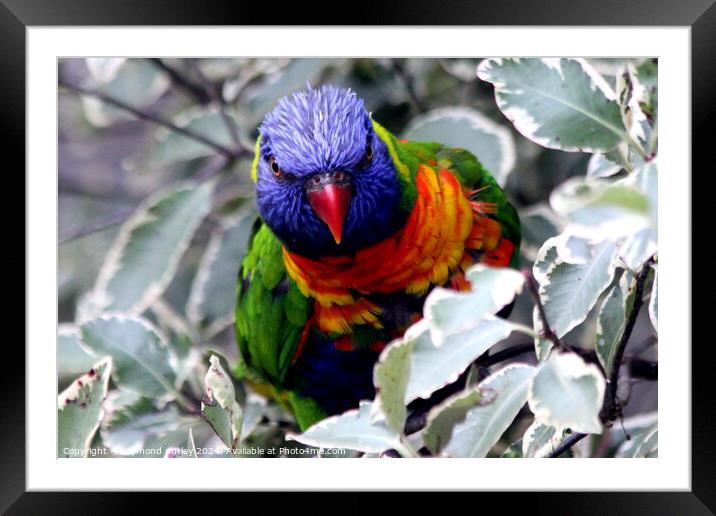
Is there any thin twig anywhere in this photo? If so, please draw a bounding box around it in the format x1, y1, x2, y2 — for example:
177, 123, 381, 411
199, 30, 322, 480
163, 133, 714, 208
149, 58, 210, 104
600, 256, 656, 423
59, 156, 231, 245
184, 59, 244, 153
523, 269, 567, 351
548, 432, 587, 458
58, 78, 238, 160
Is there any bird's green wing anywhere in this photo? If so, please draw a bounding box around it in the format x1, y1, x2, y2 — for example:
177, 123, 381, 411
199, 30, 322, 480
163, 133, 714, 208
235, 220, 312, 386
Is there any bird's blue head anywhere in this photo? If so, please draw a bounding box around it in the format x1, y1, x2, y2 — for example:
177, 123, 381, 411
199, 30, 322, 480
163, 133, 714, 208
253, 85, 406, 257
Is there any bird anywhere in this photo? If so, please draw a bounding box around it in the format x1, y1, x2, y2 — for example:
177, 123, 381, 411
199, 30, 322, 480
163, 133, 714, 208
235, 84, 521, 430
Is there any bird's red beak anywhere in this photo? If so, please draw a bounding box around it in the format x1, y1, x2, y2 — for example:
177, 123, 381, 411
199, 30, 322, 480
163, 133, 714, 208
306, 172, 351, 245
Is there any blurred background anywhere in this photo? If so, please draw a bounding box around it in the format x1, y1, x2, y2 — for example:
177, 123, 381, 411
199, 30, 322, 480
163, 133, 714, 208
58, 58, 656, 456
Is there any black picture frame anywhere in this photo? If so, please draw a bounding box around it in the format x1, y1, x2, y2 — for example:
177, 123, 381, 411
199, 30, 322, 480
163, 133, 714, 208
7, 0, 713, 511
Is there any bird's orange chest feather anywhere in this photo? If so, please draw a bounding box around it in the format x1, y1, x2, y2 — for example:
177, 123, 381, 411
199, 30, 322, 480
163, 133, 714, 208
283, 164, 509, 335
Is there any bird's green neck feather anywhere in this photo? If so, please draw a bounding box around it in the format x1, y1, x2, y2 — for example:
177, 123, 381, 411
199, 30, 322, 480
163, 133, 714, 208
371, 119, 418, 215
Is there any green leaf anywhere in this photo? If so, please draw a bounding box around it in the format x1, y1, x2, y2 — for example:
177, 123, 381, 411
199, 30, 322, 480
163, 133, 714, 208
533, 308, 553, 362
165, 331, 201, 393
549, 166, 657, 271
195, 58, 249, 82
85, 58, 126, 83
533, 241, 560, 281
202, 355, 243, 450
587, 58, 643, 80
402, 107, 516, 185
288, 401, 403, 454
187, 211, 257, 337
422, 387, 490, 455
153, 108, 240, 165
616, 61, 656, 153
519, 204, 563, 261
424, 264, 524, 346
619, 227, 658, 271
90, 182, 213, 315
596, 272, 637, 376
635, 429, 658, 458
58, 358, 112, 458
441, 364, 537, 458
624, 161, 658, 220
535, 236, 618, 337
58, 324, 97, 379
649, 263, 658, 331
521, 420, 562, 458
372, 338, 414, 433
101, 391, 199, 456
80, 315, 178, 398
551, 177, 650, 221
634, 60, 658, 135
603, 142, 633, 171
81, 59, 169, 127
404, 317, 517, 403
550, 163, 657, 244
477, 58, 626, 153
238, 396, 267, 442
528, 352, 605, 434
587, 153, 623, 178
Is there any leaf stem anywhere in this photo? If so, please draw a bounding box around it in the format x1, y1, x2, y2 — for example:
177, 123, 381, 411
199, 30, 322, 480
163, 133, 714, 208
394, 437, 422, 458
509, 321, 540, 339
623, 132, 649, 162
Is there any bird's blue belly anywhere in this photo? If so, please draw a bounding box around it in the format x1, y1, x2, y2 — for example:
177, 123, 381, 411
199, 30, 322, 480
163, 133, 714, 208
288, 335, 380, 416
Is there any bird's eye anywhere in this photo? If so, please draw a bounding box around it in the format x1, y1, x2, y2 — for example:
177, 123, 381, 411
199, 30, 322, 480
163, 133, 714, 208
361, 144, 373, 167
268, 157, 283, 178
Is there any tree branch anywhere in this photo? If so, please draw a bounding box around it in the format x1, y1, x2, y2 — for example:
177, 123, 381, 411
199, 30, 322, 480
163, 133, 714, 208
148, 58, 211, 104
600, 256, 656, 423
184, 59, 245, 153
58, 78, 238, 160
548, 432, 587, 458
628, 356, 657, 380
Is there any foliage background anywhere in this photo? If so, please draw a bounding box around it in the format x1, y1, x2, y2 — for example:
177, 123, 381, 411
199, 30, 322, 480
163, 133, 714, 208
57, 58, 657, 458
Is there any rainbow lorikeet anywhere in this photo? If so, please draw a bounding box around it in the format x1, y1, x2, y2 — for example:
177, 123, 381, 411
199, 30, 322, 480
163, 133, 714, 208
235, 85, 520, 430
